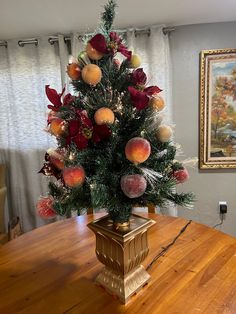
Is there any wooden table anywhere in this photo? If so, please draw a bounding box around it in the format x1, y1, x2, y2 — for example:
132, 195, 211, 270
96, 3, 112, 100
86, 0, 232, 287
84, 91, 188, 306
0, 213, 236, 314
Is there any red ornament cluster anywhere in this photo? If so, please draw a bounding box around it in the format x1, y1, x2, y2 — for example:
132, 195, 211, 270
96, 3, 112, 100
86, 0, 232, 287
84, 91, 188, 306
66, 110, 111, 150
45, 86, 112, 151
89, 32, 132, 60
128, 69, 162, 110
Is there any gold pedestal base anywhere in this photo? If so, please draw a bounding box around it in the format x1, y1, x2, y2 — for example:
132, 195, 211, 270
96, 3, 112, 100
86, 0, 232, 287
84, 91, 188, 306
96, 265, 150, 303
88, 214, 155, 304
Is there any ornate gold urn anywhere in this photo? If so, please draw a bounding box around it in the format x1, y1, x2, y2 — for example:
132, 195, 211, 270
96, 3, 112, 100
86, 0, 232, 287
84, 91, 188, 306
87, 214, 155, 304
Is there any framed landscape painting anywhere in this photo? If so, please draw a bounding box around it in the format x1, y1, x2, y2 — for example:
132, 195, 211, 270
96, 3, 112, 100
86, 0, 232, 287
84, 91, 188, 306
200, 48, 236, 169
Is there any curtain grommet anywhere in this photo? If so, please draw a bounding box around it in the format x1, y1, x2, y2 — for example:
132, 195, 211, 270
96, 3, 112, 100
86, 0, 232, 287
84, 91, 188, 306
18, 39, 38, 47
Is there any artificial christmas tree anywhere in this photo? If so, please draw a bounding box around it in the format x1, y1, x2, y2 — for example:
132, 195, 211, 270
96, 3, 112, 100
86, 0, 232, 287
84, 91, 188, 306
37, 0, 194, 303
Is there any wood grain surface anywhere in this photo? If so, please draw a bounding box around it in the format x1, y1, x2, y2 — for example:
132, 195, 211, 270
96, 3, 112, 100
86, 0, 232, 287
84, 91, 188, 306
0, 213, 236, 314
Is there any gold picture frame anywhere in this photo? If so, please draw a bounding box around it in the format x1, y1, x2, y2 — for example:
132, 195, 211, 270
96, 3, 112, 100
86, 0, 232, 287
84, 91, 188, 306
200, 48, 236, 169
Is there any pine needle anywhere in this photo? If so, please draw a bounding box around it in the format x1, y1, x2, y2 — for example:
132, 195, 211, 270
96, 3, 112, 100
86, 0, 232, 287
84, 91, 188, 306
100, 0, 117, 36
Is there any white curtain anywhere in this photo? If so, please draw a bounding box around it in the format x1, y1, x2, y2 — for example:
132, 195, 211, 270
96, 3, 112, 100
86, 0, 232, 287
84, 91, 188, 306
71, 33, 85, 59
0, 27, 174, 233
0, 37, 63, 232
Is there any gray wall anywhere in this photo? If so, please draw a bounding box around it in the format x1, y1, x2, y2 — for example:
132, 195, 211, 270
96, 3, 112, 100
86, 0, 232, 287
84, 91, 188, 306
169, 22, 236, 236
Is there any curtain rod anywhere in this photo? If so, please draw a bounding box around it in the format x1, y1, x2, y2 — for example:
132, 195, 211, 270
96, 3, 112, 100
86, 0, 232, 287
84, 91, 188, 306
0, 27, 175, 48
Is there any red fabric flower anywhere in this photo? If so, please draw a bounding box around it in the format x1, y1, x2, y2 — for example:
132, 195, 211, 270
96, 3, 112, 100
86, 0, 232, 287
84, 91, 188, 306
89, 34, 108, 54
128, 86, 149, 110
63, 93, 74, 106
92, 124, 112, 143
66, 110, 111, 150
46, 85, 74, 112
128, 69, 162, 110
130, 68, 147, 86
66, 117, 91, 150
88, 32, 132, 60
109, 32, 132, 60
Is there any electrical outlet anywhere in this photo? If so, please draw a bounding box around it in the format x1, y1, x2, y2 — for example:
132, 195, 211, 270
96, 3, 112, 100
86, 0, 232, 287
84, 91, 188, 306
219, 201, 227, 214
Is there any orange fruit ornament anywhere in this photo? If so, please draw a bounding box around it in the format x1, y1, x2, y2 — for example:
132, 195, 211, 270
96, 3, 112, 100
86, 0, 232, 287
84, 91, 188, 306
149, 96, 165, 111
81, 64, 102, 86
157, 125, 173, 142
86, 43, 104, 60
67, 63, 81, 80
125, 137, 151, 164
49, 118, 67, 137
94, 107, 115, 125
63, 166, 86, 187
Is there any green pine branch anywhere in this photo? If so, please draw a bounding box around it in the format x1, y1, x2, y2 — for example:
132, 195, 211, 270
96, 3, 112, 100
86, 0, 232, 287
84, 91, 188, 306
100, 0, 117, 36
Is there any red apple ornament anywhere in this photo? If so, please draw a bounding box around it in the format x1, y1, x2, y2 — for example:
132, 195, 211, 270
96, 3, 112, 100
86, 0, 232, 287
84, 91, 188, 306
63, 166, 86, 187
36, 196, 57, 219
121, 174, 147, 198
125, 137, 151, 164
173, 168, 189, 184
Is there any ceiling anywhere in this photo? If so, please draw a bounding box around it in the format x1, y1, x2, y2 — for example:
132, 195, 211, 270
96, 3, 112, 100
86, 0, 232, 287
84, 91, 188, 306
1, 0, 236, 40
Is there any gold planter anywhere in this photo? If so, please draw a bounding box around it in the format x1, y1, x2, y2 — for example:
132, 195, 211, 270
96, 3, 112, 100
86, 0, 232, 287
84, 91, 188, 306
87, 214, 155, 304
